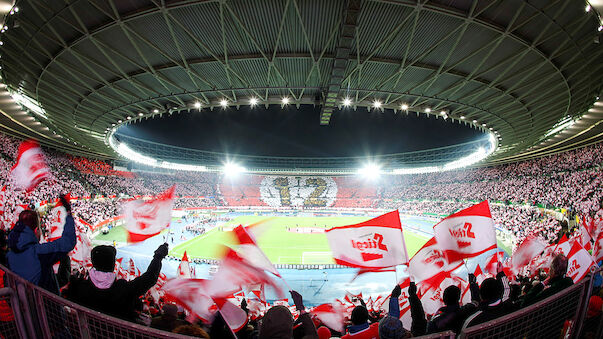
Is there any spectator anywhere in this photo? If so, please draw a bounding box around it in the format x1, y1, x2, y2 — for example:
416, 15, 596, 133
522, 254, 574, 307
7, 196, 76, 294
461, 270, 515, 331
150, 303, 188, 332
259, 290, 317, 339
64, 243, 168, 322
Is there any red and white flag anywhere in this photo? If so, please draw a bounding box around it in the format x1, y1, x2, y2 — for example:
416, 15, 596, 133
511, 235, 547, 274
433, 201, 497, 263
553, 234, 572, 257
215, 297, 248, 332
11, 140, 50, 191
408, 237, 462, 282
325, 210, 408, 269
567, 241, 597, 283
311, 303, 345, 333
163, 278, 217, 321
177, 251, 191, 279
48, 202, 68, 241
483, 250, 504, 276
128, 259, 138, 280
473, 264, 485, 285
232, 225, 280, 277
207, 248, 285, 299
123, 185, 175, 242
577, 223, 593, 251
70, 224, 92, 267
0, 186, 6, 216
593, 231, 603, 263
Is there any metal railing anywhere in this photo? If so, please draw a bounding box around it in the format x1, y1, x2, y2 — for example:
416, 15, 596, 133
0, 264, 601, 338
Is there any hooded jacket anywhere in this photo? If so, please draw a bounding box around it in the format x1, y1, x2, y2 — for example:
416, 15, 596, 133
7, 215, 76, 294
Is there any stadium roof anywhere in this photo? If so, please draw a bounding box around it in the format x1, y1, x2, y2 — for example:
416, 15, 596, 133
0, 0, 601, 167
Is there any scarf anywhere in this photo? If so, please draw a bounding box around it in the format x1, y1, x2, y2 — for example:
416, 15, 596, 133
89, 268, 116, 289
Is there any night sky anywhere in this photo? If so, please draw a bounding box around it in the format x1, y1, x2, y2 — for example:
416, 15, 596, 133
118, 105, 483, 158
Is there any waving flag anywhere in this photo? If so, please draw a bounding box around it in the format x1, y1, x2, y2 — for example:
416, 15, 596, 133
48, 201, 68, 241
207, 248, 285, 299
577, 223, 593, 251
163, 279, 217, 321
408, 237, 462, 282
593, 230, 603, 263
474, 265, 485, 285
215, 297, 248, 332
567, 241, 597, 283
70, 222, 92, 267
123, 185, 175, 242
433, 201, 497, 263
177, 251, 192, 279
11, 140, 50, 191
325, 210, 408, 269
511, 235, 547, 274
311, 303, 345, 333
0, 186, 6, 216
232, 225, 280, 276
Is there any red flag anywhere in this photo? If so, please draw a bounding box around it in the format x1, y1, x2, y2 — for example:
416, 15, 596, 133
11, 140, 50, 191
123, 185, 175, 242
577, 223, 593, 251
511, 235, 547, 274
232, 225, 280, 276
325, 210, 409, 269
408, 237, 462, 282
163, 279, 217, 321
207, 248, 285, 299
311, 303, 345, 333
433, 201, 497, 263
48, 201, 68, 241
483, 250, 504, 276
214, 297, 248, 332
474, 264, 485, 285
177, 251, 191, 279
128, 259, 137, 280
567, 241, 597, 283
70, 221, 92, 267
0, 186, 6, 216
593, 231, 603, 263
553, 234, 572, 257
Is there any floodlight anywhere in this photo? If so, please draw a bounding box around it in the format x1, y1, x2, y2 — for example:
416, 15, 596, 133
440, 110, 446, 115
153, 109, 159, 113
249, 97, 258, 106
126, 116, 131, 120
586, 4, 591, 12
460, 116, 465, 119
372, 100, 382, 108
194, 101, 201, 109
220, 99, 229, 108
281, 97, 290, 105
424, 107, 431, 113
343, 97, 352, 107
358, 163, 381, 179
118, 120, 122, 123
400, 103, 409, 110
138, 112, 144, 116
223, 162, 246, 176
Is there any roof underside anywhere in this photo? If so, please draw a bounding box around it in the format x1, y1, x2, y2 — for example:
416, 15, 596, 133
0, 0, 601, 164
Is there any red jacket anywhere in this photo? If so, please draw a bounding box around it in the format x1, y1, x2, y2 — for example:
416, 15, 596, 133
342, 323, 379, 339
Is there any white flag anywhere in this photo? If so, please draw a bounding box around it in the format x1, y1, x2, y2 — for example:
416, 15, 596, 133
325, 210, 408, 269
11, 140, 50, 191
123, 185, 175, 242
433, 201, 497, 263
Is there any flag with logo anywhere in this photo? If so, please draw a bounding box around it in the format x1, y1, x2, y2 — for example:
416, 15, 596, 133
566, 241, 597, 283
408, 237, 462, 282
325, 210, 408, 269
311, 302, 345, 333
433, 201, 497, 263
511, 235, 547, 274
123, 185, 175, 242
48, 200, 69, 241
11, 140, 50, 191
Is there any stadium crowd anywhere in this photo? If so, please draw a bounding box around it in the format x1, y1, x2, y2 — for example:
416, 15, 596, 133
0, 131, 602, 338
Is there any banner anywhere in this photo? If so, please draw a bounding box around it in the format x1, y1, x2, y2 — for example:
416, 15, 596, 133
408, 237, 462, 282
325, 210, 408, 269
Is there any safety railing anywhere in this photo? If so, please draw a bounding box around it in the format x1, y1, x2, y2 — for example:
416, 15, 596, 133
0, 264, 601, 339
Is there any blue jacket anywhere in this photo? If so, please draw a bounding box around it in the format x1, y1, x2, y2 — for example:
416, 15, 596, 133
7, 215, 76, 294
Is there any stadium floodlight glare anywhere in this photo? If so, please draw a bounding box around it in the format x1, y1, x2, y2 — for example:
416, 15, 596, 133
223, 162, 246, 176
358, 163, 381, 179
372, 100, 382, 109
281, 97, 290, 105
342, 97, 352, 107
153, 109, 159, 113
194, 101, 201, 109
126, 116, 131, 120
220, 99, 229, 108
424, 107, 431, 113
586, 4, 591, 12
400, 103, 409, 110
460, 116, 465, 119
249, 97, 258, 106
10, 92, 47, 118
393, 166, 439, 175
138, 112, 144, 116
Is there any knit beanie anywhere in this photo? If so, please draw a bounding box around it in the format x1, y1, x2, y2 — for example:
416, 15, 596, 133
259, 305, 293, 339
378, 315, 408, 339
350, 306, 368, 325
91, 245, 116, 272
480, 278, 503, 303
317, 326, 331, 339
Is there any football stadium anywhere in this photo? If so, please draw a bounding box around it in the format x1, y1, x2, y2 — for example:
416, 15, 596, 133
0, 0, 602, 338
